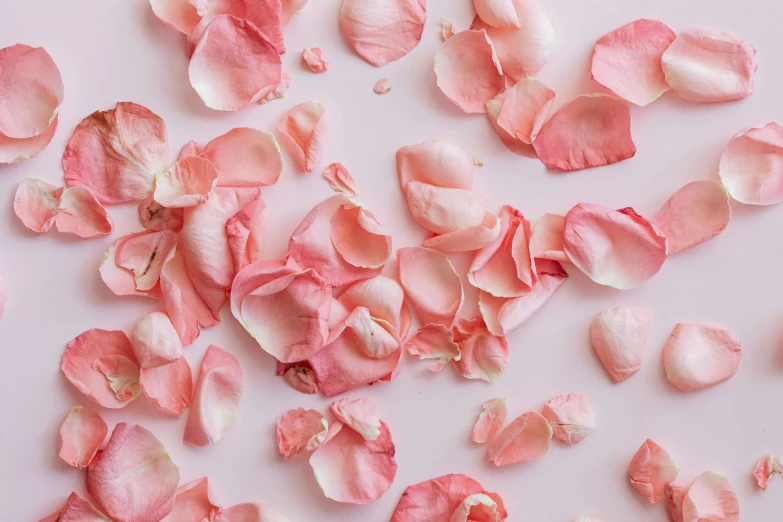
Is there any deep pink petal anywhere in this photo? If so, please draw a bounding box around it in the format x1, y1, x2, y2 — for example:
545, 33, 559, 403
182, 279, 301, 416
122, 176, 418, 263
58, 406, 108, 469
13, 178, 62, 233
329, 397, 382, 441
277, 101, 327, 173
529, 213, 568, 262
663, 322, 742, 392
496, 78, 555, 143
331, 204, 392, 269
397, 247, 463, 328
138, 196, 184, 232
276, 408, 328, 458
718, 123, 783, 206
153, 156, 218, 208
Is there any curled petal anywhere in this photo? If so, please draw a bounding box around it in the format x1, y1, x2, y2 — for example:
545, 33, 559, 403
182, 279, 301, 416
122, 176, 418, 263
391, 474, 508, 522
682, 472, 739, 522
0, 114, 58, 163
226, 193, 266, 274
58, 406, 108, 469
276, 408, 328, 459
55, 187, 114, 238
496, 77, 555, 143
422, 214, 501, 253
150, 0, 200, 34
441, 18, 455, 41
486, 411, 552, 466
116, 229, 178, 292
55, 492, 110, 522
99, 232, 160, 298
529, 213, 568, 262
257, 72, 291, 105
323, 162, 358, 197
343, 307, 400, 358
140, 357, 193, 417
753, 455, 782, 491
338, 276, 405, 329
450, 493, 502, 522
542, 393, 596, 445
663, 322, 742, 392
474, 0, 520, 28
662, 27, 757, 103
278, 362, 319, 395
138, 196, 184, 232
302, 47, 329, 73
472, 398, 508, 444
665, 482, 689, 522
91, 355, 141, 403
628, 439, 679, 503
397, 140, 473, 192
407, 182, 492, 235
452, 317, 509, 381
331, 205, 392, 268
590, 306, 652, 383
485, 91, 536, 157
591, 19, 676, 106
160, 249, 219, 344
563, 204, 667, 289
202, 128, 283, 188
184, 345, 243, 446
718, 123, 783, 206
13, 179, 61, 233
397, 247, 464, 328
277, 101, 327, 173
163, 477, 221, 522
329, 397, 381, 441
373, 78, 391, 94
131, 312, 183, 368
154, 156, 218, 208
405, 324, 461, 372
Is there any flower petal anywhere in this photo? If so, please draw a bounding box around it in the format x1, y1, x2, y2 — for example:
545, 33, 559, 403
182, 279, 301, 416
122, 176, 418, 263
202, 128, 283, 188
55, 187, 114, 238
397, 247, 463, 328
406, 182, 492, 235
99, 232, 160, 298
329, 397, 382, 441
472, 398, 508, 444
485, 92, 536, 157
162, 477, 221, 522
666, 482, 689, 522
276, 408, 328, 459
496, 77, 555, 143
139, 196, 184, 232
474, 0, 520, 28
256, 72, 291, 105
281, 0, 308, 24
450, 493, 503, 522
452, 317, 509, 381
131, 312, 183, 368
373, 78, 391, 94
753, 455, 782, 491
54, 492, 110, 522
150, 0, 202, 34
486, 411, 552, 466
542, 393, 596, 445
226, 193, 265, 273
405, 324, 461, 372
331, 204, 392, 269
337, 276, 405, 329
153, 156, 218, 208
323, 162, 359, 197
13, 179, 61, 233
682, 472, 739, 522
440, 18, 455, 41
590, 306, 652, 382
397, 140, 474, 192
343, 307, 400, 359
0, 113, 58, 163
139, 357, 193, 417
718, 123, 783, 206
663, 322, 742, 392
278, 361, 320, 395
277, 101, 327, 173
529, 213, 568, 262
422, 214, 501, 253
115, 229, 178, 292
302, 47, 329, 73
58, 405, 108, 469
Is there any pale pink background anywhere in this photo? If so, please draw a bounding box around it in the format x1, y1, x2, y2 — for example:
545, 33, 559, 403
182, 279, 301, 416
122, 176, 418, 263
1, 0, 782, 520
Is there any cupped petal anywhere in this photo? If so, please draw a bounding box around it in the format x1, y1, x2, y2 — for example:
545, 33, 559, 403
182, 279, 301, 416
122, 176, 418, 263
13, 178, 61, 233
486, 92, 536, 157
56, 492, 111, 522
450, 493, 502, 522
343, 307, 400, 359
666, 482, 690, 522
276, 408, 328, 458
406, 182, 492, 235
199, 0, 285, 53
373, 78, 391, 94
226, 192, 266, 273
99, 232, 160, 298
0, 113, 58, 163
529, 213, 568, 262
116, 229, 178, 292
150, 0, 202, 34
278, 361, 320, 395
139, 196, 184, 232
391, 474, 507, 522
628, 439, 679, 503
474, 0, 520, 28
154, 156, 218, 208
682, 472, 739, 522
397, 140, 474, 193
337, 276, 405, 329
422, 214, 501, 253
753, 455, 782, 491
452, 317, 509, 381
161, 477, 221, 522
277, 101, 327, 173
178, 140, 205, 160
486, 411, 552, 466
397, 247, 464, 328
202, 128, 283, 188
331, 204, 392, 268
718, 123, 783, 206
472, 398, 508, 444
405, 324, 461, 372
302, 47, 329, 73
91, 355, 142, 403
329, 397, 381, 441
542, 393, 596, 445
58, 405, 108, 469
140, 357, 193, 417
55, 187, 114, 238
323, 162, 358, 197
663, 322, 742, 392
131, 312, 183, 368
496, 77, 555, 143
590, 306, 652, 382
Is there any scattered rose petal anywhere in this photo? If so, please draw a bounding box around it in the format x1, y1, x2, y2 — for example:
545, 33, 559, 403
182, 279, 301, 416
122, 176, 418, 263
190, 0, 286, 53
542, 393, 596, 445
276, 408, 328, 459
628, 439, 679, 503
663, 322, 742, 392
91, 355, 142, 405
533, 94, 636, 171
13, 179, 61, 233
0, 113, 58, 164
472, 398, 508, 444
486, 411, 552, 466
497, 78, 555, 143
282, 0, 309, 24
342, 307, 400, 358
257, 72, 291, 105
323, 162, 358, 197
278, 362, 319, 395
302, 47, 329, 73
485, 91, 536, 157
405, 324, 461, 372
162, 477, 220, 522
590, 306, 653, 383
139, 196, 184, 232
337, 276, 405, 329
474, 0, 520, 28
53, 492, 110, 522
331, 204, 392, 269
131, 312, 183, 369
666, 482, 689, 522
160, 249, 219, 344
591, 19, 676, 106
373, 78, 391, 94
115, 229, 178, 292
58, 405, 108, 469
277, 101, 327, 173
661, 27, 757, 103
154, 156, 218, 208
434, 30, 505, 114
55, 187, 114, 238
753, 455, 782, 491
529, 213, 568, 262
440, 18, 455, 41
397, 247, 463, 328
201, 128, 283, 188
99, 232, 160, 298
63, 102, 168, 204
184, 345, 243, 446
452, 317, 509, 381
422, 214, 501, 252
139, 357, 193, 417
563, 204, 667, 289
451, 493, 503, 522
329, 397, 382, 441
682, 472, 739, 522
406, 182, 493, 236
718, 123, 783, 206
397, 140, 474, 192
213, 503, 293, 522
150, 0, 202, 34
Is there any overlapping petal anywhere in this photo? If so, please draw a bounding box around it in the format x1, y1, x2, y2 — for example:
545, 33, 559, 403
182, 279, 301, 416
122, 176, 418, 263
131, 311, 183, 368
422, 214, 501, 253
115, 229, 178, 292
682, 472, 739, 522
486, 411, 552, 466
718, 123, 783, 206
322, 162, 358, 197
472, 398, 508, 444
590, 306, 652, 382
154, 156, 218, 208
497, 78, 555, 143
329, 397, 381, 441
529, 213, 567, 262
13, 179, 61, 233
485, 92, 536, 157
397, 247, 463, 328
276, 408, 328, 458
452, 317, 509, 381
542, 393, 596, 445
58, 405, 107, 469
391, 474, 508, 522
663, 322, 742, 392
150, 0, 202, 34
337, 276, 405, 329
407, 182, 492, 235
474, 0, 520, 28
52, 492, 110, 522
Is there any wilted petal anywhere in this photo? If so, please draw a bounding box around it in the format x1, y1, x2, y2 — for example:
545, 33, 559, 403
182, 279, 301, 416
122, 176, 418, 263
497, 78, 555, 143
323, 162, 358, 197
718, 123, 783, 206
373, 78, 391, 94
452, 317, 509, 381
407, 182, 492, 235
160, 249, 219, 344
140, 357, 193, 417
397, 140, 474, 192
331, 204, 392, 269
474, 0, 520, 28
666, 482, 689, 522
99, 232, 160, 298
682, 472, 739, 522
196, 0, 285, 53
542, 393, 596, 445
276, 408, 328, 458
55, 187, 114, 238
397, 247, 463, 328
302, 47, 329, 72
58, 405, 108, 469
202, 127, 283, 188
663, 322, 742, 392
162, 477, 221, 522
338, 276, 405, 329
485, 92, 538, 157
529, 213, 567, 262
590, 306, 652, 382
116, 229, 178, 292
450, 493, 502, 522
13, 179, 61, 233
472, 398, 508, 444
422, 214, 501, 253
154, 156, 217, 208
277, 101, 327, 173
486, 411, 552, 466
139, 196, 184, 232
329, 397, 381, 441
0, 114, 58, 164
628, 439, 679, 503
753, 455, 782, 491
405, 324, 461, 372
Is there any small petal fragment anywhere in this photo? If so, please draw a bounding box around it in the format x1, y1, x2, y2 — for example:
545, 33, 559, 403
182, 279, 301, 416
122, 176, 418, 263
496, 78, 555, 143
58, 406, 108, 469
397, 247, 463, 328
277, 101, 327, 173
373, 78, 391, 95
452, 317, 509, 381
391, 474, 508, 522
718, 123, 783, 206
131, 312, 184, 368
0, 114, 58, 163
474, 0, 520, 28
451, 493, 503, 522
472, 398, 508, 444
162, 477, 220, 522
682, 472, 739, 522
666, 482, 689, 522
441, 18, 455, 41
139, 358, 193, 417
529, 213, 568, 262
397, 140, 474, 192
13, 179, 61, 233
276, 408, 328, 459
323, 162, 358, 197
329, 397, 382, 441
139, 196, 184, 232
753, 455, 782, 491
149, 0, 201, 34
331, 205, 392, 268
56, 492, 110, 522
154, 156, 218, 208
628, 439, 679, 503
542, 393, 596, 445
405, 324, 461, 372
302, 48, 329, 73
663, 322, 742, 392
590, 306, 653, 382
486, 411, 552, 466
55, 187, 114, 238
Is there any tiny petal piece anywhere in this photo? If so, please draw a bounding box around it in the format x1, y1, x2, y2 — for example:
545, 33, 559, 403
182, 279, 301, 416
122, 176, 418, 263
452, 317, 509, 382
682, 472, 739, 522
422, 214, 501, 253
55, 187, 114, 238
405, 324, 461, 372
628, 439, 679, 503
753, 455, 782, 491
58, 406, 108, 469
329, 397, 382, 441
718, 123, 783, 206
139, 196, 184, 232
276, 408, 328, 459
663, 322, 742, 392
397, 247, 464, 328
373, 78, 391, 94
162, 477, 220, 522
302, 48, 329, 73
150, 0, 201, 34
542, 393, 596, 445
331, 204, 392, 268
391, 474, 508, 522
486, 411, 552, 466
323, 162, 359, 197
474, 0, 520, 28
397, 140, 474, 192
154, 156, 218, 208
529, 213, 567, 262
472, 398, 508, 444
139, 358, 193, 417
590, 306, 653, 382
440, 18, 455, 41
131, 312, 184, 368
337, 276, 405, 329
496, 77, 555, 143
0, 114, 58, 163
13, 179, 61, 233
277, 101, 327, 173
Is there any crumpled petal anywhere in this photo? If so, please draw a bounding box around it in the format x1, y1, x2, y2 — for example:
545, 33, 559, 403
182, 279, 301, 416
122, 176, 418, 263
13, 178, 62, 233
201, 127, 282, 188
309, 420, 397, 504
718, 123, 783, 206
486, 411, 552, 466
184, 345, 243, 446
529, 213, 568, 262
160, 249, 219, 344
99, 232, 161, 298
398, 247, 463, 328
139, 196, 184, 232
150, 0, 202, 34
682, 472, 739, 522
485, 91, 536, 157
474, 0, 520, 28
450, 493, 503, 522
342, 307, 400, 358
397, 140, 474, 192
753, 455, 782, 491
666, 482, 689, 522
257, 72, 291, 105
542, 393, 596, 445
628, 439, 679, 503
277, 101, 327, 173
281, 0, 308, 24
496, 78, 555, 143
61, 329, 141, 409
226, 193, 266, 274
422, 214, 501, 253
213, 503, 293, 522
661, 27, 757, 103
55, 187, 114, 238
278, 361, 319, 395
663, 322, 742, 392
0, 114, 58, 164
339, 0, 426, 66
140, 357, 193, 417
302, 47, 329, 72
162, 477, 220, 522
337, 276, 405, 329
406, 182, 492, 235
154, 156, 218, 208
653, 180, 731, 254
373, 78, 391, 94
329, 397, 381, 441
452, 317, 509, 381
591, 19, 676, 106
63, 102, 168, 204
590, 306, 652, 383
331, 204, 392, 268
276, 408, 328, 458
131, 312, 183, 368
434, 30, 505, 113
563, 204, 667, 289
405, 324, 461, 372
323, 162, 358, 197
533, 94, 636, 171
58, 405, 108, 469
52, 492, 110, 522
472, 398, 508, 444
115, 229, 178, 292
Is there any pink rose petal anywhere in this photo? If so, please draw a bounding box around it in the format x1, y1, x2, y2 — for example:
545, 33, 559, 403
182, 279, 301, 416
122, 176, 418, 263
663, 322, 742, 392
329, 397, 382, 441
199, 0, 285, 53
55, 187, 114, 238
472, 398, 508, 444
277, 101, 327, 173
139, 357, 193, 417
115, 229, 178, 292
302, 47, 329, 73
0, 113, 58, 163
331, 204, 392, 269
397, 247, 464, 328
451, 494, 503, 522
591, 19, 676, 106
153, 156, 218, 208
276, 408, 328, 459
422, 214, 501, 253
662, 27, 757, 103
201, 127, 283, 188
150, 0, 202, 34
53, 492, 110, 522
452, 317, 509, 382
682, 472, 739, 522
63, 102, 168, 204
131, 312, 183, 368
213, 503, 293, 522
486, 411, 552, 466
342, 307, 400, 359
434, 30, 505, 114
322, 162, 359, 197
474, 0, 520, 28
373, 78, 391, 95
753, 455, 782, 491
590, 306, 652, 383
184, 345, 243, 446
529, 213, 568, 262
666, 482, 689, 522
405, 324, 461, 372
278, 361, 319, 395
440, 18, 455, 41
162, 477, 221, 522
391, 474, 508, 522
339, 0, 426, 66
91, 355, 142, 404
281, 0, 308, 24
257, 72, 291, 105
337, 276, 405, 329
406, 181, 493, 235
563, 204, 667, 289
542, 393, 596, 445
533, 94, 636, 171
496, 78, 555, 143
99, 232, 160, 299
718, 123, 783, 206
13, 179, 62, 233
485, 91, 536, 157
139, 196, 184, 232
397, 140, 474, 193
628, 439, 679, 503
58, 405, 108, 469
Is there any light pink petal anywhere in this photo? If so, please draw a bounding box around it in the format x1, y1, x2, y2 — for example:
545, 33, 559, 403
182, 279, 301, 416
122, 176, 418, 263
663, 322, 742, 392
486, 411, 552, 466
343, 307, 400, 359
309, 420, 397, 504
590, 306, 652, 383
682, 472, 739, 522
718, 123, 783, 206
115, 229, 178, 292
407, 182, 492, 235
331, 204, 392, 268
474, 0, 520, 28
452, 317, 509, 382
140, 357, 193, 417
337, 276, 405, 333
434, 30, 505, 114
55, 187, 114, 238
323, 162, 359, 197
373, 78, 391, 95
189, 15, 283, 111
226, 192, 266, 273
277, 101, 327, 173
276, 408, 328, 458
63, 102, 168, 204
149, 0, 202, 34
472, 398, 508, 444
213, 503, 294, 522
753, 455, 782, 491
397, 140, 474, 192
281, 0, 308, 24
662, 27, 757, 103
329, 397, 382, 441
496, 77, 555, 143
0, 113, 58, 163
87, 423, 179, 522
339, 0, 426, 66
529, 213, 568, 262
391, 474, 508, 522
422, 214, 502, 253
405, 324, 461, 372
450, 493, 502, 522
153, 156, 218, 208
202, 128, 283, 188
162, 477, 221, 522
397, 247, 464, 328
99, 232, 161, 299
57, 492, 111, 522
302, 47, 329, 73
61, 329, 141, 409
138, 196, 184, 232
58, 405, 108, 469
666, 482, 689, 522
13, 178, 62, 233
441, 18, 455, 41
533, 94, 636, 171
542, 393, 596, 445
131, 312, 183, 368
563, 204, 667, 289
0, 44, 63, 138
277, 361, 320, 395
628, 439, 679, 503
591, 19, 676, 106
256, 72, 291, 105
199, 0, 285, 53
485, 91, 543, 157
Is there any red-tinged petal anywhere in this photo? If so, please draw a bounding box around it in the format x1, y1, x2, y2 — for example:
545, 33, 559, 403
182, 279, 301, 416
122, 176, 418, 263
529, 213, 568, 262
497, 78, 555, 143
276, 408, 328, 458
0, 113, 58, 163
55, 187, 114, 238
474, 0, 520, 28
662, 27, 757, 103
87, 423, 179, 522
162, 477, 221, 522
149, 0, 202, 34
329, 397, 381, 441
628, 439, 679, 503
397, 247, 463, 328
138, 196, 184, 232
563, 204, 667, 289
201, 128, 282, 188
338, 276, 405, 329
434, 30, 505, 114
160, 249, 219, 344
486, 411, 552, 466
452, 317, 509, 382
0, 44, 63, 138
277, 101, 327, 173
323, 162, 359, 197
63, 102, 168, 204
116, 229, 178, 292
281, 0, 308, 24
154, 156, 217, 208
422, 214, 501, 253
666, 482, 689, 522
407, 182, 492, 235
331, 204, 392, 269
542, 393, 596, 445
682, 472, 739, 522
56, 492, 111, 522
397, 140, 474, 193
405, 324, 460, 372
189, 15, 282, 111
302, 47, 329, 73
533, 94, 636, 171
472, 398, 508, 444
451, 493, 503, 522
663, 322, 742, 392
441, 18, 455, 41
373, 78, 391, 95
131, 312, 183, 368
185, 345, 243, 446
226, 193, 265, 273
590, 306, 652, 383
591, 19, 676, 106
278, 362, 319, 395
13, 178, 61, 233
719, 123, 783, 206
140, 357, 193, 417
61, 329, 141, 409
309, 420, 397, 504
213, 503, 293, 522
485, 92, 541, 157
753, 455, 782, 491
58, 405, 108, 469
340, 0, 426, 66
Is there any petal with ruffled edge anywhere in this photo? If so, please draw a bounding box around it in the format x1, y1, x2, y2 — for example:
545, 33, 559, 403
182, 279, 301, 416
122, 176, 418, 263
452, 317, 509, 381
485, 92, 536, 157
55, 187, 114, 238
58, 406, 108, 469
405, 324, 460, 372
718, 123, 783, 206
663, 322, 742, 392
322, 162, 358, 197
13, 178, 61, 233
529, 213, 568, 262
472, 398, 507, 444
486, 411, 552, 466
753, 455, 782, 491
302, 47, 329, 73
276, 408, 328, 458
115, 229, 178, 292
397, 247, 463, 328
542, 393, 596, 445
277, 101, 327, 173
139, 196, 184, 232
